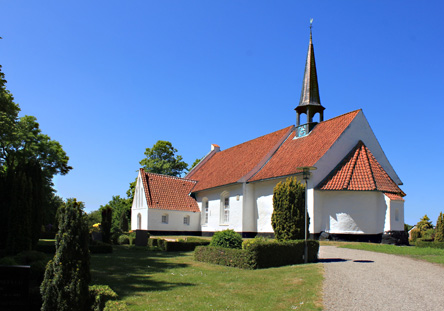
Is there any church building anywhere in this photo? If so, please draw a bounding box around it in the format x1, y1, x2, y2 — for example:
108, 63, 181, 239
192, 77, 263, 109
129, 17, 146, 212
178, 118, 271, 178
131, 28, 406, 242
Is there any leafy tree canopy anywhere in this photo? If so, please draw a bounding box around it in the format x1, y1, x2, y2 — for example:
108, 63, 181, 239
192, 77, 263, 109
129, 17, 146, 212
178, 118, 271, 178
139, 140, 188, 177
0, 65, 72, 179
189, 158, 201, 171
416, 214, 433, 232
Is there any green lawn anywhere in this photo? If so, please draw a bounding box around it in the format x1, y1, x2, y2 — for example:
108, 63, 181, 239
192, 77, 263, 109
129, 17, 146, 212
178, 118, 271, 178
338, 242, 444, 265
90, 246, 323, 311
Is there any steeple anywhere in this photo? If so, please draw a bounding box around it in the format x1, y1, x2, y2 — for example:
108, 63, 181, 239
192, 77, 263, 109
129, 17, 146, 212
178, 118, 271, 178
295, 20, 325, 137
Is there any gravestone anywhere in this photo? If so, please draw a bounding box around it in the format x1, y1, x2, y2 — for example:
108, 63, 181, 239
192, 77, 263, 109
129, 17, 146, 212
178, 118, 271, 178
0, 265, 30, 310
135, 230, 149, 246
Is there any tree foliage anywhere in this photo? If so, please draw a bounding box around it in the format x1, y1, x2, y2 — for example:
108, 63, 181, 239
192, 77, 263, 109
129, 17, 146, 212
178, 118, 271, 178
100, 205, 112, 244
40, 199, 90, 311
271, 177, 308, 241
139, 140, 188, 177
435, 212, 444, 243
0, 65, 71, 251
416, 215, 433, 232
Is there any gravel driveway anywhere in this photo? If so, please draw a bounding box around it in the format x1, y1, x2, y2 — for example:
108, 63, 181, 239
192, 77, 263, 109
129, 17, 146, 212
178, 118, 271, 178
320, 245, 444, 311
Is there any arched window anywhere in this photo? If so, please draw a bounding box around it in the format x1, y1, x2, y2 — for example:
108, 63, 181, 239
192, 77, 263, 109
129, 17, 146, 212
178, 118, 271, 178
202, 198, 209, 225
220, 191, 230, 224
137, 213, 142, 230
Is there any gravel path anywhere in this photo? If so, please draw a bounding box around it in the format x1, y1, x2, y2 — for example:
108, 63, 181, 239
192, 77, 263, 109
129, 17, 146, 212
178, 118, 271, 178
320, 246, 444, 311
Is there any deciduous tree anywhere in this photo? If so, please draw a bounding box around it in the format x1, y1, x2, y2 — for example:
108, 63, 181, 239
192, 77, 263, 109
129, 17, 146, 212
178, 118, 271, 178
139, 140, 188, 177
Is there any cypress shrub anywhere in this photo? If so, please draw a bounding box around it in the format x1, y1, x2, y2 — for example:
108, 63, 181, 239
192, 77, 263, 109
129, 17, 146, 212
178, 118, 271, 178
271, 177, 309, 241
435, 212, 444, 243
209, 229, 243, 249
101, 206, 112, 244
40, 198, 91, 311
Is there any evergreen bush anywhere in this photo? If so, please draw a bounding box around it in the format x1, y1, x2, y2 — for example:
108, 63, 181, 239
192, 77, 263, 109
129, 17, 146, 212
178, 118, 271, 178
271, 177, 308, 241
409, 228, 421, 242
435, 212, 444, 243
40, 198, 91, 311
117, 234, 130, 245
209, 229, 243, 249
101, 206, 112, 244
89, 285, 118, 311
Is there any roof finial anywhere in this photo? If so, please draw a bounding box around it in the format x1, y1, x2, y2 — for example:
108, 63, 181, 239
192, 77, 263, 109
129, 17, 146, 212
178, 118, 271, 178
310, 18, 313, 33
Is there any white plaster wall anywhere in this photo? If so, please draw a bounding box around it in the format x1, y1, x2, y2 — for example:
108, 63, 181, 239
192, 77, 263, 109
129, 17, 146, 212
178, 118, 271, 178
311, 110, 402, 188
384, 195, 404, 232
131, 172, 149, 230
253, 177, 289, 233
242, 182, 257, 233
147, 209, 200, 232
195, 184, 244, 233
316, 191, 388, 234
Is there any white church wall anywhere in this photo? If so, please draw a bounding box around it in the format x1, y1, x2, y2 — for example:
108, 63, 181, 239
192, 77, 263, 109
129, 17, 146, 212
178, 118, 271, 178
384, 195, 404, 232
131, 172, 149, 230
311, 110, 402, 188
195, 184, 244, 233
253, 177, 289, 233
146, 208, 200, 232
316, 191, 388, 234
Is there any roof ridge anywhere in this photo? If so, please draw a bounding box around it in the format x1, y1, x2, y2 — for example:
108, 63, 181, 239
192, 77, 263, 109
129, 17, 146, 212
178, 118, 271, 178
217, 125, 294, 154
143, 170, 198, 183
322, 109, 361, 124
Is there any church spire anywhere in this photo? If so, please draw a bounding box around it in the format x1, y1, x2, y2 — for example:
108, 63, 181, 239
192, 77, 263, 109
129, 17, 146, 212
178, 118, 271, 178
295, 20, 325, 129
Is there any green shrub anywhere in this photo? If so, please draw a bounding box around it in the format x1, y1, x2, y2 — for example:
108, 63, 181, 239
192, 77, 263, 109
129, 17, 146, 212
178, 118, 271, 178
89, 285, 118, 311
195, 239, 319, 269
210, 229, 243, 249
242, 237, 269, 250
40, 198, 91, 311
164, 240, 210, 251
178, 237, 208, 243
272, 177, 308, 241
117, 235, 130, 245
409, 228, 421, 242
415, 241, 444, 249
423, 228, 435, 241
104, 300, 128, 311
14, 250, 47, 264
0, 256, 18, 265
194, 246, 256, 269
435, 212, 444, 242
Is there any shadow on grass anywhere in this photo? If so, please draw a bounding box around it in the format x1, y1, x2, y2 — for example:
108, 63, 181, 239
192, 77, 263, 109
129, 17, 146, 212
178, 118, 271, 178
90, 246, 195, 299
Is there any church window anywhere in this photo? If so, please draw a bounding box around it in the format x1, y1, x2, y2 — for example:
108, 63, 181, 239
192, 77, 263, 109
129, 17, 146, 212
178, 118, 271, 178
219, 192, 230, 225
161, 214, 168, 224
137, 213, 142, 229
184, 215, 190, 225
395, 208, 399, 222
203, 199, 209, 224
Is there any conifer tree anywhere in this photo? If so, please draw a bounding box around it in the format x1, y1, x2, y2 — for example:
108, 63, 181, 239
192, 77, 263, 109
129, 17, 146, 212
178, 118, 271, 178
40, 198, 90, 311
101, 205, 112, 244
271, 177, 309, 241
435, 212, 444, 243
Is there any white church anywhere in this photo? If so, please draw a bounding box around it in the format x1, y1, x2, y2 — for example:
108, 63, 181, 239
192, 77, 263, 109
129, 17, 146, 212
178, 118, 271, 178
131, 29, 406, 243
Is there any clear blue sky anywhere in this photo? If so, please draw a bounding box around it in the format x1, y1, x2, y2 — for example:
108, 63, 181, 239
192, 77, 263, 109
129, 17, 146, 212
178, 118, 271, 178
1, 1, 443, 226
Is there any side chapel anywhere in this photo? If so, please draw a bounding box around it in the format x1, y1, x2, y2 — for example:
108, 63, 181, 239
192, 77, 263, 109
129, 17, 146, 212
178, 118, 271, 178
131, 27, 406, 242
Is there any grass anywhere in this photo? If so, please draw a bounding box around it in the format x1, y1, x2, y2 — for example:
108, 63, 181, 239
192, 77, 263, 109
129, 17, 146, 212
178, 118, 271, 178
336, 242, 444, 265
90, 246, 323, 311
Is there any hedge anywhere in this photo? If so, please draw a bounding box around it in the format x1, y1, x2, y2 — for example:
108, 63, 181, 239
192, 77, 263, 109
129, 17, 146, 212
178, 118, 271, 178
36, 243, 113, 254
415, 241, 444, 249
148, 238, 210, 251
89, 285, 127, 311
194, 246, 256, 269
195, 239, 319, 269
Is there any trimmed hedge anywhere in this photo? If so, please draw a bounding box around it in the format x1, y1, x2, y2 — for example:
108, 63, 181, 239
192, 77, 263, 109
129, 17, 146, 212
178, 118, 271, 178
195, 239, 319, 269
415, 241, 444, 249
148, 238, 210, 251
36, 243, 113, 254
194, 246, 256, 269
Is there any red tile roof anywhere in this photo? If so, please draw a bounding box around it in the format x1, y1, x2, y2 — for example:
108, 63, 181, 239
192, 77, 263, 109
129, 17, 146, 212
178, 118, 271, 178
317, 141, 405, 196
248, 110, 360, 182
140, 169, 199, 212
189, 126, 294, 192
